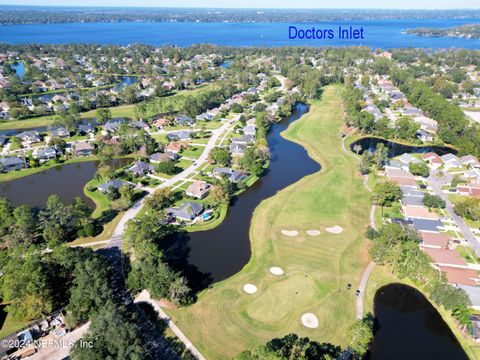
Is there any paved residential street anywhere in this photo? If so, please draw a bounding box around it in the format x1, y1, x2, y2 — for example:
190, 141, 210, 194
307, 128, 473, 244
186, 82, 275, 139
427, 170, 480, 257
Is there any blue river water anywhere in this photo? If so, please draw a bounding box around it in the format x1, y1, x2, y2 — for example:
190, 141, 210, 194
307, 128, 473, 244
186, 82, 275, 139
0, 19, 479, 48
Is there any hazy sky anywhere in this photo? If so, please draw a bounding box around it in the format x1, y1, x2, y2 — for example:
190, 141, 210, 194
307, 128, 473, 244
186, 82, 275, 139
0, 0, 479, 9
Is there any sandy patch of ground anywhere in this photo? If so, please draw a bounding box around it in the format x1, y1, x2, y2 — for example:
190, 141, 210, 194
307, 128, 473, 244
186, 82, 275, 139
301, 313, 319, 328
306, 229, 321, 236
281, 229, 299, 237
269, 267, 284, 276
243, 284, 258, 294
325, 225, 343, 234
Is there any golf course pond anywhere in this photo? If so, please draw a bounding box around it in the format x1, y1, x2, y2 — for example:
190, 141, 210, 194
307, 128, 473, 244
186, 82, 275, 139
161, 103, 321, 287
350, 136, 457, 157
370, 283, 468, 360
0, 158, 130, 209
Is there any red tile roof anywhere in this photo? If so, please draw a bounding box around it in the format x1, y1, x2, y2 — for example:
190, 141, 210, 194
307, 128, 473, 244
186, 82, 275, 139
438, 265, 479, 286
423, 247, 467, 267
420, 231, 450, 248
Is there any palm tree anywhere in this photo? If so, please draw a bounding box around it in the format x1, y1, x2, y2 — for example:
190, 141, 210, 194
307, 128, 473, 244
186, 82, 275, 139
453, 305, 474, 333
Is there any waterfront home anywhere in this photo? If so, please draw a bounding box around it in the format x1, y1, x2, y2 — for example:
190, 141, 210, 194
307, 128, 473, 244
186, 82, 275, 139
229, 143, 246, 156
98, 179, 131, 193
167, 201, 204, 221
0, 156, 25, 172
385, 167, 415, 179
420, 232, 450, 249
78, 122, 95, 135
166, 141, 187, 154
150, 152, 173, 163
441, 153, 463, 169
16, 131, 41, 144
74, 142, 94, 156
416, 129, 433, 143
174, 115, 195, 126
50, 127, 70, 138
397, 153, 419, 166
213, 167, 248, 183
422, 152, 443, 170
35, 147, 57, 161
186, 180, 211, 199
128, 160, 154, 176
167, 131, 191, 141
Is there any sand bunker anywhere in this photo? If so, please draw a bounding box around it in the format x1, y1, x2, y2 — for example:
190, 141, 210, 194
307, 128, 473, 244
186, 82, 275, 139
301, 313, 319, 328
269, 267, 284, 276
243, 284, 258, 294
281, 229, 299, 237
306, 230, 321, 236
326, 226, 343, 234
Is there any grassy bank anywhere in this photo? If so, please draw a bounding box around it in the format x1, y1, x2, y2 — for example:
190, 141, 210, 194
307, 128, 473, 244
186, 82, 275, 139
164, 85, 371, 359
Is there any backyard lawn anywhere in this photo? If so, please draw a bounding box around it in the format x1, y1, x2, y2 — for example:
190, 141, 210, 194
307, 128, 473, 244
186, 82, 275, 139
164, 85, 372, 359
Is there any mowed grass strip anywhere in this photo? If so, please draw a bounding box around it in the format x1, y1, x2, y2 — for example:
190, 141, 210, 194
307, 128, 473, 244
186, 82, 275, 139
164, 85, 371, 359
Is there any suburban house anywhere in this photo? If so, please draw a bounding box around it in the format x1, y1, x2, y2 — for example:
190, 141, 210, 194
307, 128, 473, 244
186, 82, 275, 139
411, 218, 444, 233
16, 131, 41, 144
423, 247, 469, 269
402, 205, 440, 220
461, 155, 480, 168
166, 141, 187, 154
174, 115, 195, 126
50, 127, 70, 138
0, 156, 25, 172
98, 179, 131, 193
438, 266, 480, 287
243, 125, 256, 136
186, 180, 211, 199
231, 134, 254, 145
401, 195, 425, 207
150, 152, 174, 163
104, 119, 126, 133
213, 167, 248, 183
78, 122, 96, 135
420, 232, 450, 249
167, 131, 191, 141
397, 153, 420, 166
167, 201, 204, 221
422, 152, 443, 169
74, 142, 95, 156
229, 143, 246, 156
35, 147, 57, 161
153, 117, 168, 130
133, 120, 150, 131
128, 160, 154, 176
441, 153, 462, 169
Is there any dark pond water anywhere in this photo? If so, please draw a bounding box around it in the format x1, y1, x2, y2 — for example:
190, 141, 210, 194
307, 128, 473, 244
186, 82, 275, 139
0, 158, 130, 209
161, 103, 320, 287
350, 136, 457, 157
370, 283, 468, 360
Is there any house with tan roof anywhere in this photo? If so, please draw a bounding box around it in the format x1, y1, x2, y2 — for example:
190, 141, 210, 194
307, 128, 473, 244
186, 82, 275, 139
166, 141, 187, 154
422, 152, 443, 170
438, 266, 480, 287
186, 180, 211, 199
402, 205, 440, 220
423, 247, 468, 268
420, 231, 450, 249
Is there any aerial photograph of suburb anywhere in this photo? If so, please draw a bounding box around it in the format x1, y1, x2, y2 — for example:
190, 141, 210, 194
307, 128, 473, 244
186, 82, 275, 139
1, 0, 480, 359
